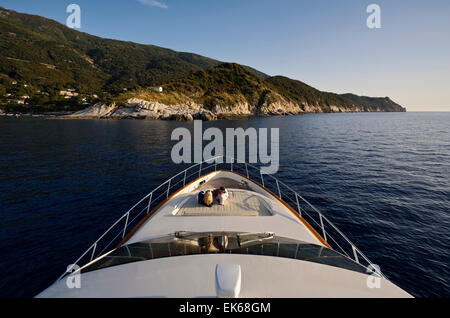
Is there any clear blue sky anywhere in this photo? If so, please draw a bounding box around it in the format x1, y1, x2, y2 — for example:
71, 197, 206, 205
2, 0, 449, 111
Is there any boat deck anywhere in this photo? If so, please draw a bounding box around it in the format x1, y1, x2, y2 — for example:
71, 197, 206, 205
125, 170, 324, 246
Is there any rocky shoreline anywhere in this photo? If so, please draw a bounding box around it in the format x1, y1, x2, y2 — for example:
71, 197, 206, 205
60, 98, 404, 121
63, 98, 218, 121
0, 109, 74, 117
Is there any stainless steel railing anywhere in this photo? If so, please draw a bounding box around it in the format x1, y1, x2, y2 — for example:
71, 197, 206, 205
57, 156, 382, 281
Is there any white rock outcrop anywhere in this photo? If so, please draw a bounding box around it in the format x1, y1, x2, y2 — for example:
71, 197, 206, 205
64, 93, 382, 121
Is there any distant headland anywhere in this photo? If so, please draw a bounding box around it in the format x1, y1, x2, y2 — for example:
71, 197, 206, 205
0, 6, 406, 120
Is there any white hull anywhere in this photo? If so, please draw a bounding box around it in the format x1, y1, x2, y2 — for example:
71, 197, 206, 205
38, 162, 412, 298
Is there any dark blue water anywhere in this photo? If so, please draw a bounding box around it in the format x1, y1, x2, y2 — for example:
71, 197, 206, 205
0, 112, 449, 298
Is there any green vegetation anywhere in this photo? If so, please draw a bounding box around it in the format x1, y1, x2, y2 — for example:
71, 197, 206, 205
166, 63, 269, 108
0, 6, 224, 93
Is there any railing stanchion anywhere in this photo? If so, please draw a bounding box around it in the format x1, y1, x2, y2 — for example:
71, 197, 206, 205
122, 212, 130, 239
166, 179, 171, 198
276, 179, 281, 199
295, 193, 302, 217
199, 163, 202, 178
183, 170, 187, 187
146, 193, 153, 215
260, 171, 265, 187
245, 163, 249, 178
231, 162, 233, 172
319, 214, 327, 242
352, 245, 359, 264
90, 243, 97, 262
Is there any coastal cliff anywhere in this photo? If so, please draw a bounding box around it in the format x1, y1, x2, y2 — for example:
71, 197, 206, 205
66, 63, 405, 120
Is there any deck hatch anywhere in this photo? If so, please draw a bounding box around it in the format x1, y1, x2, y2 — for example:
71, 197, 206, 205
215, 264, 242, 298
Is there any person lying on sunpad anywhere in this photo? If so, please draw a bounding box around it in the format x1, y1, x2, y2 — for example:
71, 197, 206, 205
198, 190, 214, 207
213, 187, 229, 206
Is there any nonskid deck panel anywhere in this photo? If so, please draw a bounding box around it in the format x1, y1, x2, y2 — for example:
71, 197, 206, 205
176, 190, 272, 216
